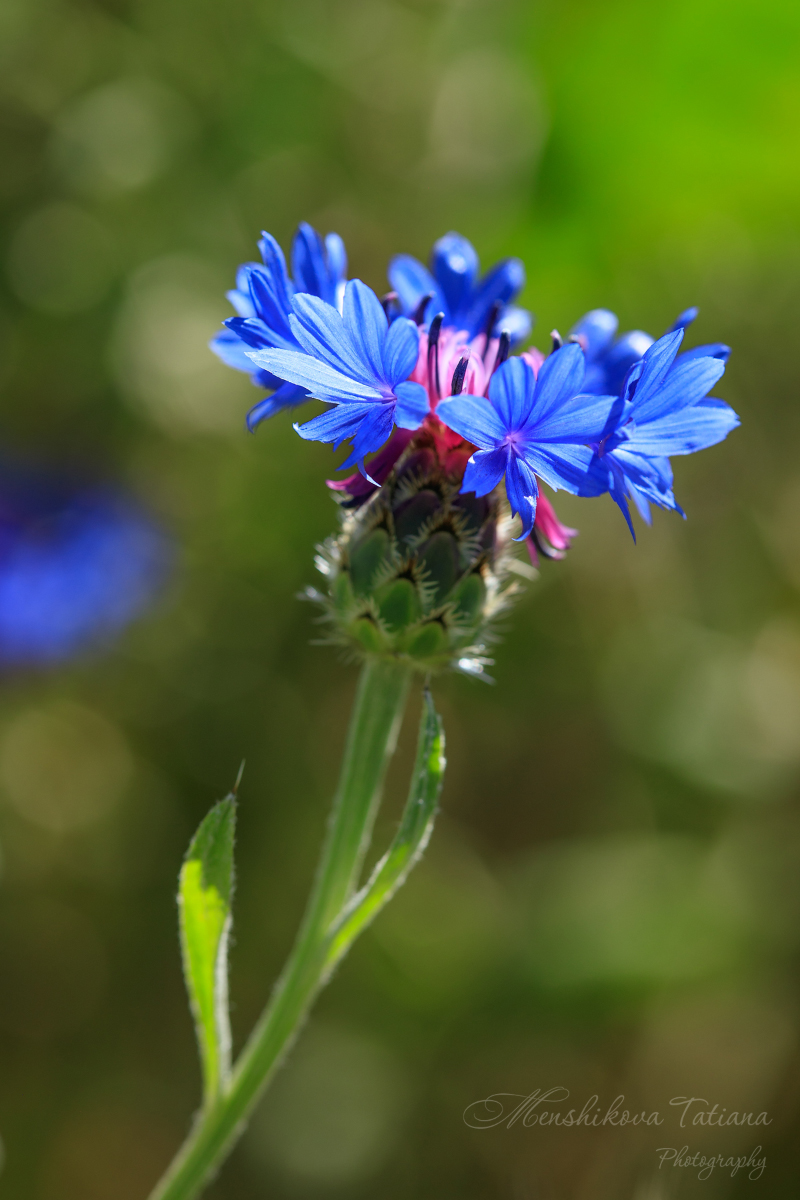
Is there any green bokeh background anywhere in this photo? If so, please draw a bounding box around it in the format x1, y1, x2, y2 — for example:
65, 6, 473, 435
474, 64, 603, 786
1, 1, 799, 1196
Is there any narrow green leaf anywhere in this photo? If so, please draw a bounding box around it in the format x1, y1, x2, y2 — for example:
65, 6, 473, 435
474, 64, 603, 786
325, 688, 445, 969
178, 795, 236, 1104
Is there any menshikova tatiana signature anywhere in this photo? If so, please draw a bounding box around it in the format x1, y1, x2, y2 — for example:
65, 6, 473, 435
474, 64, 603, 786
463, 1089, 773, 1130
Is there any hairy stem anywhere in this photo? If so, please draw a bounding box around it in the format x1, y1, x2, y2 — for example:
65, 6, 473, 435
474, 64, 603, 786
148, 658, 412, 1200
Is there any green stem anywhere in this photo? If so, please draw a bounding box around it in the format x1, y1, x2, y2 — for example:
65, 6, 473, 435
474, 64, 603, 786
148, 658, 412, 1200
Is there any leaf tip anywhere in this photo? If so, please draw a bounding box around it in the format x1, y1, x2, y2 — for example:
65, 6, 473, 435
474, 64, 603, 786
233, 759, 246, 796
185, 797, 237, 907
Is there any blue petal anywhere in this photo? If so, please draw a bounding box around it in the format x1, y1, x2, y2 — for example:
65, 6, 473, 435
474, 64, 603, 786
628, 484, 653, 525
626, 397, 739, 457
504, 455, 539, 540
487, 357, 536, 429
627, 329, 684, 410
431, 232, 479, 318
289, 294, 376, 385
496, 305, 533, 344
667, 306, 699, 332
633, 354, 726, 425
211, 328, 258, 373
462, 447, 509, 497
325, 233, 348, 309
294, 402, 373, 447
247, 348, 381, 403
524, 442, 601, 495
246, 382, 309, 430
436, 395, 506, 449
228, 290, 254, 319
291, 223, 333, 303
245, 266, 297, 344
342, 280, 389, 381
288, 223, 348, 308
601, 330, 654, 396
611, 448, 676, 504
254, 237, 295, 336
383, 317, 420, 384
388, 254, 444, 322
224, 315, 295, 353
464, 257, 526, 336
676, 342, 731, 365
528, 342, 586, 426
394, 381, 429, 430
570, 309, 618, 359
608, 462, 637, 541
258, 233, 294, 306
228, 268, 258, 317
608, 449, 682, 533
531, 391, 625, 443
348, 403, 395, 463
251, 367, 283, 391
227, 289, 255, 319
581, 362, 611, 395
575, 451, 614, 498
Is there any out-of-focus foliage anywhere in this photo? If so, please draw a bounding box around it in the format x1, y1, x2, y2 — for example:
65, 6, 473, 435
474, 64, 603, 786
0, 0, 799, 1197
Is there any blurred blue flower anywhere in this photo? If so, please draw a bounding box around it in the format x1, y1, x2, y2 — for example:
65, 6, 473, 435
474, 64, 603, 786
436, 346, 622, 540
571, 306, 730, 397
585, 328, 739, 536
247, 280, 430, 473
0, 468, 169, 666
388, 232, 532, 343
210, 222, 348, 429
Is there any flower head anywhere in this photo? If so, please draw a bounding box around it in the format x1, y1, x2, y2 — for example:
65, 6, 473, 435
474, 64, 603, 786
389, 232, 531, 343
246, 279, 429, 473
210, 219, 741, 673
0, 467, 169, 666
210, 222, 348, 428
587, 327, 739, 536
436, 345, 622, 539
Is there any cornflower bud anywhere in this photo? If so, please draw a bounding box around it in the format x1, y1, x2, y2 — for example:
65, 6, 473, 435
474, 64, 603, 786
314, 419, 525, 678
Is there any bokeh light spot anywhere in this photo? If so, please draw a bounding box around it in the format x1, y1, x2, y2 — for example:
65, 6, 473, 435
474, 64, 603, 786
429, 50, 546, 179
0, 701, 133, 832
110, 255, 249, 435
7, 202, 115, 314
50, 77, 192, 196
246, 1021, 410, 1186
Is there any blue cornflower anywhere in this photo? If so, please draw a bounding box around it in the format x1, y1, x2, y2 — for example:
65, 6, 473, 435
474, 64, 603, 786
246, 279, 430, 472
0, 468, 169, 666
586, 328, 739, 536
388, 231, 532, 343
210, 222, 348, 429
571, 306, 730, 397
436, 345, 622, 540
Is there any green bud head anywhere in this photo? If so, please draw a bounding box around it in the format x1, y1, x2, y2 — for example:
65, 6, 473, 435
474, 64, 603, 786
309, 431, 532, 677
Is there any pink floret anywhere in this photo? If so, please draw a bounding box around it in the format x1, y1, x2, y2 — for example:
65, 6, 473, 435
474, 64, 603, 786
526, 493, 578, 566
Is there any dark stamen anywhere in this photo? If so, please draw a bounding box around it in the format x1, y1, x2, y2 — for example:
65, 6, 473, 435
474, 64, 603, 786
411, 293, 434, 325
481, 301, 503, 358
427, 312, 444, 399
492, 332, 510, 375
380, 291, 398, 317
550, 330, 563, 353
450, 356, 469, 396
